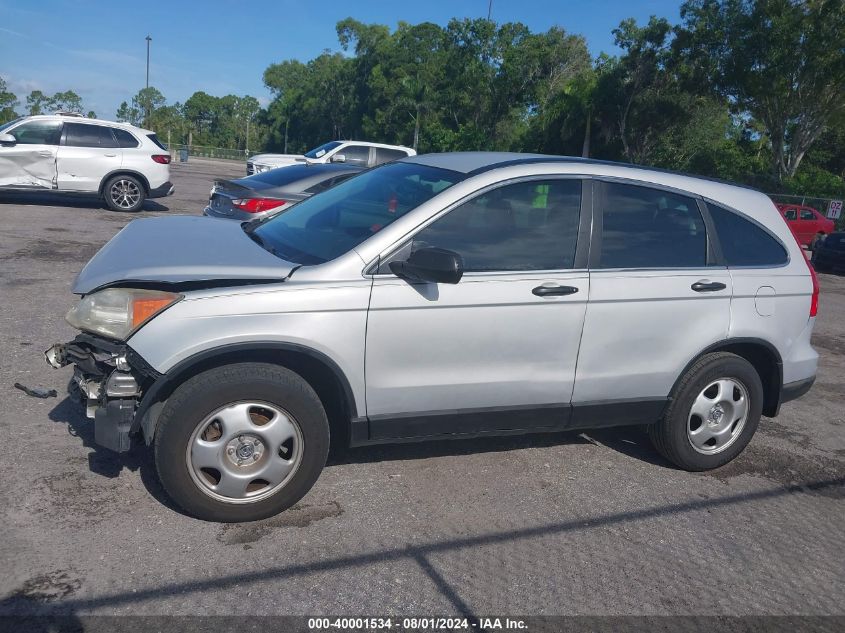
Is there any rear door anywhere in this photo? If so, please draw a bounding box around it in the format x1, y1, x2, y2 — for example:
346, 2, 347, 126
0, 119, 62, 188
365, 177, 589, 439
572, 180, 732, 421
56, 123, 123, 191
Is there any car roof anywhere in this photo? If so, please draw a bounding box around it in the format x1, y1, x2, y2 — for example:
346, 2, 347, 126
333, 140, 414, 152
18, 114, 153, 135
404, 151, 761, 188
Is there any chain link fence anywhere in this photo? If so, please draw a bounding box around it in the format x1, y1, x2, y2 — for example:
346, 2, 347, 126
168, 143, 249, 162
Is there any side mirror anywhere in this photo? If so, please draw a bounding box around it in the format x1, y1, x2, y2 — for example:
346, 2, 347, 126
0, 133, 16, 146
330, 153, 346, 163
389, 247, 464, 285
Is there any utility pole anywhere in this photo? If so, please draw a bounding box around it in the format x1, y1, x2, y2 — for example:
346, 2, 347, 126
144, 35, 152, 128
145, 35, 152, 88
487, 0, 493, 20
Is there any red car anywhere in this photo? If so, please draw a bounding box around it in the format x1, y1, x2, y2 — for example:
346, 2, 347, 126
775, 203, 835, 249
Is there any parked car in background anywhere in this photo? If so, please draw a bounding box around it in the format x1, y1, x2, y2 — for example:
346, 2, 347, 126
204, 163, 363, 221
47, 153, 818, 522
0, 112, 173, 212
247, 140, 415, 175
775, 203, 835, 249
811, 232, 845, 273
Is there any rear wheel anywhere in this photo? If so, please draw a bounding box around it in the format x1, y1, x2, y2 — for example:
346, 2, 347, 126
154, 363, 330, 522
104, 174, 146, 212
649, 352, 763, 471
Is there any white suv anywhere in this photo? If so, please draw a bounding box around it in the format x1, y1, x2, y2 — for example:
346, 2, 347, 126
247, 140, 415, 175
0, 113, 173, 212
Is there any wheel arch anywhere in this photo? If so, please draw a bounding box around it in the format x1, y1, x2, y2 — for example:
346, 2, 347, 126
134, 342, 359, 449
99, 169, 151, 195
671, 338, 783, 417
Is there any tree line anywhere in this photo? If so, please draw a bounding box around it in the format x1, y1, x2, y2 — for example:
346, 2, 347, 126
261, 0, 845, 196
1, 0, 843, 198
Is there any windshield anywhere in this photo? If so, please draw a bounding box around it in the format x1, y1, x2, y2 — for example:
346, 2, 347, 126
304, 141, 342, 159
251, 161, 464, 265
0, 118, 23, 133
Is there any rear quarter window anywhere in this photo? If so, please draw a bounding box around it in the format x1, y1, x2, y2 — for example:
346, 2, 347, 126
707, 203, 788, 267
146, 133, 167, 150
113, 128, 139, 148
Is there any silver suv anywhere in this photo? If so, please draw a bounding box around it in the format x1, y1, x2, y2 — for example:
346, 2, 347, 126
46, 153, 819, 522
0, 113, 173, 211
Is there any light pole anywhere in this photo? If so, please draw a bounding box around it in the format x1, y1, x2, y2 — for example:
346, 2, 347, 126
145, 35, 152, 88
487, 0, 493, 20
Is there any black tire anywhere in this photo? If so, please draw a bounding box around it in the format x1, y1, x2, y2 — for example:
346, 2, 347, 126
104, 174, 146, 212
648, 352, 763, 471
154, 363, 330, 522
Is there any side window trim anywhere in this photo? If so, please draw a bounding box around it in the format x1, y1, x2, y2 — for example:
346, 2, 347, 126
590, 178, 718, 271
368, 174, 590, 276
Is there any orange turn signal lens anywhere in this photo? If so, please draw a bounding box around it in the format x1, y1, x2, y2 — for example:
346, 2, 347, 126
131, 292, 180, 329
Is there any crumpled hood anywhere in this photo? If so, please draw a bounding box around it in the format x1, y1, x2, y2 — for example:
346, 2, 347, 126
72, 216, 296, 294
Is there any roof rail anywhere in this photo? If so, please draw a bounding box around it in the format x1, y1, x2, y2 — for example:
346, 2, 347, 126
54, 111, 85, 117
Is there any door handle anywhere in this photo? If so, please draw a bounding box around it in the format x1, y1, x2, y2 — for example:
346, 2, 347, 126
38, 151, 53, 157
104, 153, 117, 157
532, 285, 579, 297
691, 280, 727, 292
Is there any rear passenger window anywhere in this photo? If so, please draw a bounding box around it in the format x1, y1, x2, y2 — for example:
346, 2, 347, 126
408, 179, 582, 272
341, 145, 370, 166
800, 209, 815, 220
707, 203, 788, 267
65, 123, 118, 148
598, 182, 707, 268
375, 148, 407, 164
113, 129, 139, 148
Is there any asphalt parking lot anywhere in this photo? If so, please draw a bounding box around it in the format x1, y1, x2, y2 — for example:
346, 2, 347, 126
0, 160, 843, 622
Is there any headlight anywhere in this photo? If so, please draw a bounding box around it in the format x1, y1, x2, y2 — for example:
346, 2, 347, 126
65, 288, 182, 341
255, 164, 271, 173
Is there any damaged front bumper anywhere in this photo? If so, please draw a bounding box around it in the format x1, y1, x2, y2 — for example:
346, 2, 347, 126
45, 334, 158, 453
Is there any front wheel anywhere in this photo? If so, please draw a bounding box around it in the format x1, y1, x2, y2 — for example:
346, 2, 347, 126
104, 174, 146, 212
154, 363, 330, 522
649, 352, 763, 471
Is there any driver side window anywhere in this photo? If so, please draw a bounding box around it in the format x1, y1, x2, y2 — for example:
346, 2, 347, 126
9, 120, 62, 145
390, 179, 583, 272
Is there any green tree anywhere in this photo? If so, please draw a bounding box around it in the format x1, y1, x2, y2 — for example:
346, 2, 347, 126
134, 86, 166, 127
677, 0, 845, 181
26, 90, 53, 115
51, 90, 83, 112
0, 76, 18, 124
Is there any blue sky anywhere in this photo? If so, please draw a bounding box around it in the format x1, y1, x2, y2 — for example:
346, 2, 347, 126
0, 0, 681, 119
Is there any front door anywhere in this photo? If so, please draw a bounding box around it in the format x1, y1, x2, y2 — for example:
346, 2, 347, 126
56, 123, 123, 191
365, 177, 589, 440
0, 119, 62, 188
572, 180, 732, 423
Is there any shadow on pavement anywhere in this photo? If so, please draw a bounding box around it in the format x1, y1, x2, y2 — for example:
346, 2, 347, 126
1, 476, 842, 621
0, 191, 168, 212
